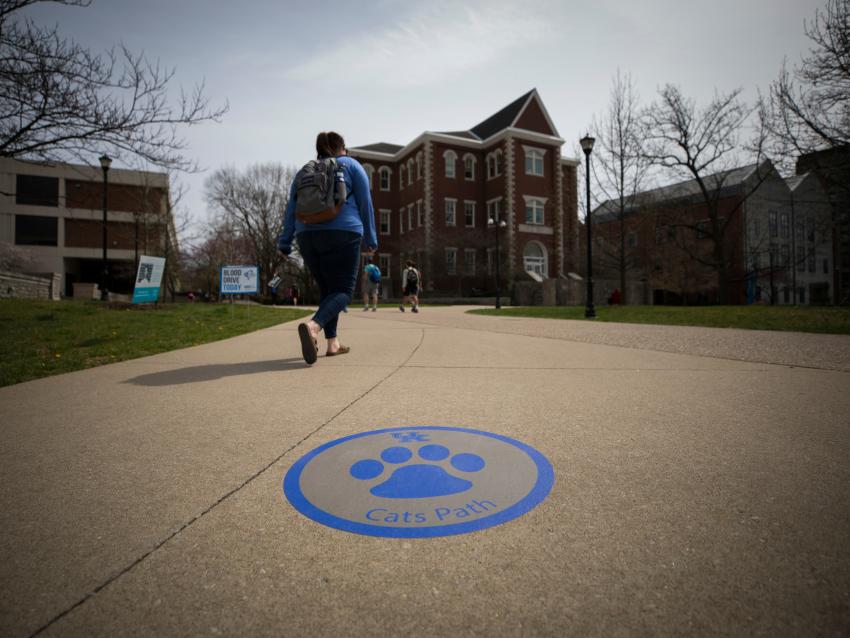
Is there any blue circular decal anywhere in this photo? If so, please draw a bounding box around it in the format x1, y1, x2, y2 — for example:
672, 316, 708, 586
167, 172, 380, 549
283, 426, 554, 538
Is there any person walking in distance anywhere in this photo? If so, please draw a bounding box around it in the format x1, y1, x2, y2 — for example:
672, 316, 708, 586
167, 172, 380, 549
277, 131, 377, 364
399, 260, 421, 313
362, 257, 381, 311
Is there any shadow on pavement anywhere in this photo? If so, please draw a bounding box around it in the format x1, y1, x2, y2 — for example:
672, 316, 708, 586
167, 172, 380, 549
125, 358, 305, 386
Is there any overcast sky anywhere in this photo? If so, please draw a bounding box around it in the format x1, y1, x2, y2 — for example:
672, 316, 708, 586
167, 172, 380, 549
26, 0, 823, 236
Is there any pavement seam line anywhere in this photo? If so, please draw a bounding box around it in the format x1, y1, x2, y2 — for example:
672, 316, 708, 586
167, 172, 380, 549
28, 328, 427, 638
378, 314, 848, 373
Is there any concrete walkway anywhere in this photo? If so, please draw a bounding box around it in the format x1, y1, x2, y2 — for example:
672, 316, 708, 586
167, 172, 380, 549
1, 306, 849, 637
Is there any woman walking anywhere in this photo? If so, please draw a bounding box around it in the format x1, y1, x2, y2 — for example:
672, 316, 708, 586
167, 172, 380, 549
277, 131, 377, 364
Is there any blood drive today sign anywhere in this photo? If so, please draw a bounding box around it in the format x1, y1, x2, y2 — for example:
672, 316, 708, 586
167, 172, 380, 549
283, 426, 555, 538
220, 265, 259, 295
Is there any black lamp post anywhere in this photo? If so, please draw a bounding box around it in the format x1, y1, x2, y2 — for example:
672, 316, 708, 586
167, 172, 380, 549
580, 134, 596, 319
769, 243, 776, 305
99, 154, 112, 301
488, 214, 507, 309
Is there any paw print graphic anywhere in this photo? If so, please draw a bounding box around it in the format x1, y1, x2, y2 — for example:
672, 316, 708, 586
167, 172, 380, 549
349, 444, 486, 498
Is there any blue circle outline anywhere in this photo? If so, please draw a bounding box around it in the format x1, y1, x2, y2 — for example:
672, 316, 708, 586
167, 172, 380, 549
283, 426, 555, 538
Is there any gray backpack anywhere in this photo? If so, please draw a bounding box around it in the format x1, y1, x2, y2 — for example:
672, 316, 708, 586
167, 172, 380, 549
294, 158, 347, 224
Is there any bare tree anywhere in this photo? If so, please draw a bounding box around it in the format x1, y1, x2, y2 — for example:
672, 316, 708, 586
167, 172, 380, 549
0, 240, 37, 271
0, 0, 227, 171
589, 70, 652, 302
764, 0, 850, 304
182, 218, 253, 299
204, 163, 296, 291
767, 0, 850, 155
641, 85, 770, 304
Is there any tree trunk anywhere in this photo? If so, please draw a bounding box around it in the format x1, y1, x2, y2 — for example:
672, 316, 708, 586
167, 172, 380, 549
619, 214, 627, 304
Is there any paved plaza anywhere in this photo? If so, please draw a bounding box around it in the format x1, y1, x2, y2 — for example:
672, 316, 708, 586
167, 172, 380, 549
1, 306, 849, 636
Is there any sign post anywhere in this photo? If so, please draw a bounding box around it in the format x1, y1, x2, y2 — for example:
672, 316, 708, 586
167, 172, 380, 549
132, 255, 166, 304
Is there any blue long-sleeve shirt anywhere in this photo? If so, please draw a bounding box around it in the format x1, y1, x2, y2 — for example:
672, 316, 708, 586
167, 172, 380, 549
277, 155, 378, 254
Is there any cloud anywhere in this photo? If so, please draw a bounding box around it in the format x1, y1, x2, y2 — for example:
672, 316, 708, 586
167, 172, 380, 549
284, 1, 556, 88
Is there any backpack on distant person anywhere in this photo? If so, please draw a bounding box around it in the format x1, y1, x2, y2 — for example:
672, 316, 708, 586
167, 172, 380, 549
406, 268, 418, 287
294, 158, 347, 224
366, 263, 381, 283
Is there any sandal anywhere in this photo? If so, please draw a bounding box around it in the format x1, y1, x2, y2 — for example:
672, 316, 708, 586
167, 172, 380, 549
326, 345, 350, 357
298, 323, 318, 365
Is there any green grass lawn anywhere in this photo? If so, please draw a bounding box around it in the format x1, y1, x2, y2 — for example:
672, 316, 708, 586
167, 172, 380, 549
0, 300, 311, 387
468, 305, 850, 335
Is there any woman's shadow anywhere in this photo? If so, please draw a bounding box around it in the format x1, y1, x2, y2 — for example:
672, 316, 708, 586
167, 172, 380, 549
125, 358, 305, 386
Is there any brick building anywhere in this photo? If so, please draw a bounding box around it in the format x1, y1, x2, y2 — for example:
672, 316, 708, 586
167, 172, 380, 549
796, 145, 850, 305
591, 159, 834, 305
347, 89, 579, 297
0, 157, 175, 297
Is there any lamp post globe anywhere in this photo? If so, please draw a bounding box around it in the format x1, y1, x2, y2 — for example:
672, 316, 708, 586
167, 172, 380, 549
579, 135, 596, 319
99, 154, 112, 301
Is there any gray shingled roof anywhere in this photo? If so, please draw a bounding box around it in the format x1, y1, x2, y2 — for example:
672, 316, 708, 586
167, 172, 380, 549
434, 130, 480, 140
351, 90, 540, 155
469, 89, 535, 140
592, 163, 764, 223
350, 142, 403, 154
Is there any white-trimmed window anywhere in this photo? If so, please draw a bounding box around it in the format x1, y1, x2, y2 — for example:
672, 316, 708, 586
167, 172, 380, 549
399, 165, 406, 189
486, 150, 503, 179
416, 152, 423, 179
524, 196, 546, 225
444, 150, 457, 178
379, 166, 391, 191
464, 248, 476, 275
464, 201, 476, 227
379, 253, 391, 276
379, 209, 391, 235
408, 204, 414, 231
487, 197, 502, 223
523, 241, 548, 277
463, 153, 476, 180
363, 163, 375, 189
524, 146, 545, 176
417, 200, 423, 226
399, 209, 404, 235
407, 159, 414, 184
445, 247, 457, 275
445, 198, 457, 226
